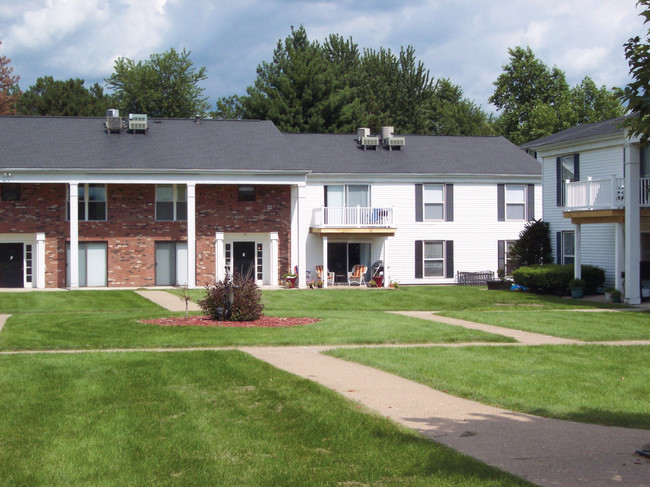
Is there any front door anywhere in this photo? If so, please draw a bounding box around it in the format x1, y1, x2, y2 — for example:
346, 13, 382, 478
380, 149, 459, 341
233, 242, 255, 279
0, 243, 24, 288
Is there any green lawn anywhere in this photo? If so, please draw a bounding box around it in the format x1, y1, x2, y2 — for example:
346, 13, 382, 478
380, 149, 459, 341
439, 309, 650, 341
0, 351, 530, 486
327, 345, 650, 429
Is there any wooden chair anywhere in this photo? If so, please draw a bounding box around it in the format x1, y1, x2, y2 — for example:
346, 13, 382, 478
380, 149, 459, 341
315, 265, 334, 286
347, 265, 367, 286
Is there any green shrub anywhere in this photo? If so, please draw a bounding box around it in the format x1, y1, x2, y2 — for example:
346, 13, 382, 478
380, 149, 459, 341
199, 273, 264, 321
512, 264, 605, 296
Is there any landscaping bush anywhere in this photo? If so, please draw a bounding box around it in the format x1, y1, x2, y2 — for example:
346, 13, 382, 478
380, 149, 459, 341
512, 264, 605, 296
199, 273, 264, 321
508, 219, 553, 268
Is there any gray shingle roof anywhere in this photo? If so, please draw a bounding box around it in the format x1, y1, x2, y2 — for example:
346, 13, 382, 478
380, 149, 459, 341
519, 116, 630, 150
0, 116, 540, 176
286, 133, 540, 175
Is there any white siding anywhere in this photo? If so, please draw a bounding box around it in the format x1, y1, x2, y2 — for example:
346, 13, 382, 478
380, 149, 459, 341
540, 138, 625, 284
302, 178, 540, 285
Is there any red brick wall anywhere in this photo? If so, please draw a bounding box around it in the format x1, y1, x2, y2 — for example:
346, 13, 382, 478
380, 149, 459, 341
0, 183, 291, 287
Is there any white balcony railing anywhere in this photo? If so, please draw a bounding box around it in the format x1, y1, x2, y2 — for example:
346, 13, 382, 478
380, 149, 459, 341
312, 207, 394, 228
565, 177, 650, 210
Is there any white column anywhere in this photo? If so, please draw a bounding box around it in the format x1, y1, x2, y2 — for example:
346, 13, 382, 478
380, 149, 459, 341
381, 237, 387, 287
615, 222, 624, 292
270, 232, 279, 286
69, 183, 79, 288
624, 142, 641, 304
215, 232, 225, 282
574, 223, 581, 279
322, 235, 329, 288
36, 232, 46, 289
186, 183, 196, 288
298, 185, 308, 288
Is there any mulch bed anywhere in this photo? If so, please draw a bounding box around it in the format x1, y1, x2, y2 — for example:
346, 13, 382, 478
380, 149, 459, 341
140, 315, 320, 328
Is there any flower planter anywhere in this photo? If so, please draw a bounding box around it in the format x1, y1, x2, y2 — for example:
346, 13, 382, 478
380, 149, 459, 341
286, 277, 297, 288
373, 276, 384, 287
486, 280, 512, 291
570, 287, 584, 299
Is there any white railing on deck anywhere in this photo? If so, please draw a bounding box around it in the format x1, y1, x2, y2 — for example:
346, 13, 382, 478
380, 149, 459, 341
565, 177, 650, 209
312, 207, 394, 227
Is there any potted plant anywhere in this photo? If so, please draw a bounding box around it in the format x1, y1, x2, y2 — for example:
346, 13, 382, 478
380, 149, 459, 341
569, 278, 586, 298
316, 280, 323, 288
282, 272, 297, 288
604, 287, 621, 303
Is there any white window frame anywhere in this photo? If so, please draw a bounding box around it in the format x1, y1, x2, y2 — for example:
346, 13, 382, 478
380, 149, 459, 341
67, 183, 107, 221
156, 184, 187, 221
423, 184, 445, 221
423, 240, 445, 277
562, 231, 575, 265
559, 155, 576, 206
505, 184, 526, 221
326, 185, 370, 207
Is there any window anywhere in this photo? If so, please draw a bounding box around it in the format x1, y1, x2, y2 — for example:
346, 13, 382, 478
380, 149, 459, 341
67, 184, 107, 221
556, 154, 579, 206
415, 184, 453, 222
325, 185, 370, 207
238, 185, 255, 202
424, 241, 444, 277
415, 240, 454, 279
498, 184, 534, 221
505, 185, 526, 220
1, 183, 20, 201
498, 240, 517, 275
156, 184, 187, 221
561, 231, 575, 265
423, 184, 444, 220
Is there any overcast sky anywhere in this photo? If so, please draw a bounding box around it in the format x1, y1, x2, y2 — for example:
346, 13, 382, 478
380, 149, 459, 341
0, 0, 646, 113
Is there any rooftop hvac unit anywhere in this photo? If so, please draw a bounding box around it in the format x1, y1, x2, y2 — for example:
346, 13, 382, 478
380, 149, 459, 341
106, 108, 119, 118
106, 116, 122, 133
384, 136, 406, 150
360, 136, 379, 150
380, 126, 394, 139
357, 127, 371, 140
128, 114, 148, 132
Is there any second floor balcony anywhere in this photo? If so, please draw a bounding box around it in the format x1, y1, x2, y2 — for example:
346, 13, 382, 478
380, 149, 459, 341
311, 207, 396, 235
565, 177, 650, 211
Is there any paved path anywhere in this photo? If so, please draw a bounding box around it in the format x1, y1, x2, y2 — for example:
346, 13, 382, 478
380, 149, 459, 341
243, 345, 650, 487
0, 314, 8, 334
136, 290, 201, 312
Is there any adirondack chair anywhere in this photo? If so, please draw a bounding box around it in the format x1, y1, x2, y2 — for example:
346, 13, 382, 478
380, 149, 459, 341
315, 265, 334, 286
347, 264, 367, 286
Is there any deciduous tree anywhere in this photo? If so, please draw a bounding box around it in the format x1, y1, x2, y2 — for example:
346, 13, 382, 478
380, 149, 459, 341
106, 48, 209, 118
621, 0, 650, 143
0, 41, 20, 115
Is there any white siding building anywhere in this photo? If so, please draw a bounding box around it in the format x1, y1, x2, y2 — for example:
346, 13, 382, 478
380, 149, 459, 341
521, 116, 649, 304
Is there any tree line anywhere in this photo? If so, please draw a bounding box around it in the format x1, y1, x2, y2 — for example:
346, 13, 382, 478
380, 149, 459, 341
2, 16, 648, 145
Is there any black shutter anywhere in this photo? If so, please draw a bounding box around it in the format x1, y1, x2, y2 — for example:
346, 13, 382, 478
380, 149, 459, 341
498, 240, 505, 271
324, 186, 328, 207
415, 240, 423, 278
445, 184, 454, 222
445, 241, 454, 279
556, 232, 563, 264
526, 184, 535, 221
573, 153, 580, 181
497, 184, 505, 221
556, 157, 562, 206
415, 184, 423, 222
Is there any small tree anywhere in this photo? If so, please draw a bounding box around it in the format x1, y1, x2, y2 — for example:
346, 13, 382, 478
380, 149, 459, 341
199, 272, 263, 322
0, 41, 20, 115
508, 219, 553, 268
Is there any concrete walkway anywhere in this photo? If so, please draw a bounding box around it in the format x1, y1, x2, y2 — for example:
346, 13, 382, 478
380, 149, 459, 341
135, 290, 201, 312
243, 345, 649, 487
